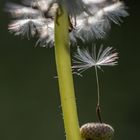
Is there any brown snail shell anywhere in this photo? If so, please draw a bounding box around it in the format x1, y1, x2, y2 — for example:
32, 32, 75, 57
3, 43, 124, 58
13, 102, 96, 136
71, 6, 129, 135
80, 123, 114, 140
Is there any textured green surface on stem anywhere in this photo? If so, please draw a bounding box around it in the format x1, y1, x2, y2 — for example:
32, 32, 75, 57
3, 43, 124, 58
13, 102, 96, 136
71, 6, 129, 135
54, 6, 81, 140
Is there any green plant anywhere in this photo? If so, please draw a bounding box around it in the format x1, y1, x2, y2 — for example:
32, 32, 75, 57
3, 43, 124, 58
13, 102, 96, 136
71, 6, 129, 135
5, 1, 128, 140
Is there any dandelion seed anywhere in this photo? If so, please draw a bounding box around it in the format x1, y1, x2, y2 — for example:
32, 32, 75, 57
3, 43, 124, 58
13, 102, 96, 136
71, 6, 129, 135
8, 18, 47, 38
75, 1, 129, 41
75, 15, 107, 41
22, 0, 57, 12
101, 1, 129, 25
72, 45, 118, 122
36, 22, 54, 47
5, 2, 41, 18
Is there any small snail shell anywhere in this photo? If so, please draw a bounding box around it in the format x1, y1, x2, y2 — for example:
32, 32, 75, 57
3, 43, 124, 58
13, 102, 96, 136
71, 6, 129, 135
80, 123, 114, 140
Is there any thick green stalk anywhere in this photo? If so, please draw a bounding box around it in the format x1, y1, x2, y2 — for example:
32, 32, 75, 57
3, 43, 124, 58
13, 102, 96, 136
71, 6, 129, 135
54, 6, 81, 140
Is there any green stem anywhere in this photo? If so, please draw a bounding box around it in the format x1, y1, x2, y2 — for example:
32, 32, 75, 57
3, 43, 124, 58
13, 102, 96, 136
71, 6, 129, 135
54, 6, 81, 140
95, 66, 102, 123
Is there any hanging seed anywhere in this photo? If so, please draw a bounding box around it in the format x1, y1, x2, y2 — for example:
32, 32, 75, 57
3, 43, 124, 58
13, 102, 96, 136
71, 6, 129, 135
80, 123, 114, 140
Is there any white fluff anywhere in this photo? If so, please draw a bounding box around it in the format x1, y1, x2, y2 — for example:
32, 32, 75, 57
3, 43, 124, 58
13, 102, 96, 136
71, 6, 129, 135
5, 0, 128, 47
72, 45, 118, 73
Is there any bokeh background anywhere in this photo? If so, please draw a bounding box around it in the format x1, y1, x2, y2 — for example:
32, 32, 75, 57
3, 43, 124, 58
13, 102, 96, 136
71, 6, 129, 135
0, 0, 140, 140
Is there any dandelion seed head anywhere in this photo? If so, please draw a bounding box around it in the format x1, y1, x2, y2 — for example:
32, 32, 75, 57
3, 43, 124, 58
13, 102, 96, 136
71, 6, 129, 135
5, 0, 128, 47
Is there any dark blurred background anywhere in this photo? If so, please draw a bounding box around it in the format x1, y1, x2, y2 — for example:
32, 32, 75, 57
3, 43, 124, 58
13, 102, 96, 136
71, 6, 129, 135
0, 0, 140, 140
